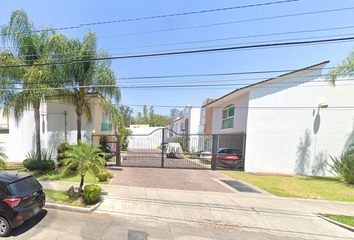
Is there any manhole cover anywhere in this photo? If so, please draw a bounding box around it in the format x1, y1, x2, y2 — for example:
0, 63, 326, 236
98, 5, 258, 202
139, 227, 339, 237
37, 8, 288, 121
128, 230, 148, 240
220, 180, 260, 193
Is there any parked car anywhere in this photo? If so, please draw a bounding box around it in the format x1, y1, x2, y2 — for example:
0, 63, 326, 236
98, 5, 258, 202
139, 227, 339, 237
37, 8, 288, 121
0, 171, 45, 237
217, 148, 243, 168
200, 148, 243, 168
107, 145, 116, 154
99, 146, 115, 157
200, 151, 212, 161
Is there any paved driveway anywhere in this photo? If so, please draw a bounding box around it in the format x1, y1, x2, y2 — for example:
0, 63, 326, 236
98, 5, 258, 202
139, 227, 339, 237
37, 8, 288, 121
106, 166, 234, 193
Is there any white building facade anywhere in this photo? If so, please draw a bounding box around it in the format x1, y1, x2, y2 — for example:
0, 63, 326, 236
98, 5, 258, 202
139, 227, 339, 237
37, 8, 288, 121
205, 61, 354, 176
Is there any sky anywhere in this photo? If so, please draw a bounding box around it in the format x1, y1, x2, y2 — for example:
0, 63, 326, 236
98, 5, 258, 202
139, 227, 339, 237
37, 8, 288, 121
1, 0, 354, 117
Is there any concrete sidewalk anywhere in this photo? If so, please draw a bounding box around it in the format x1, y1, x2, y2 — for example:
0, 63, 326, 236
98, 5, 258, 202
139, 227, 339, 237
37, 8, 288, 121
40, 180, 354, 240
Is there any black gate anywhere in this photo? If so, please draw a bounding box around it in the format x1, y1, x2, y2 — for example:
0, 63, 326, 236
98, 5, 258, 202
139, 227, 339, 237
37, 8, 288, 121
117, 128, 246, 170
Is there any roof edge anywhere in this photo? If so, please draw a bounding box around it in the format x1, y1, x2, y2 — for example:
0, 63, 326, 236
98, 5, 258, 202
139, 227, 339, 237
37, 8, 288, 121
203, 61, 329, 107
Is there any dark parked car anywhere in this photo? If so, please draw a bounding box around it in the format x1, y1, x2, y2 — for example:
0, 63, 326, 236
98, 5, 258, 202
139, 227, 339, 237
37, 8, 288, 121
0, 171, 45, 236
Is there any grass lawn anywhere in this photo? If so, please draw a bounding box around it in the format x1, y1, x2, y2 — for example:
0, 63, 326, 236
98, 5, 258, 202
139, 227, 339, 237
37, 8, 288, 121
44, 189, 94, 208
31, 170, 112, 184
221, 171, 354, 202
321, 214, 354, 227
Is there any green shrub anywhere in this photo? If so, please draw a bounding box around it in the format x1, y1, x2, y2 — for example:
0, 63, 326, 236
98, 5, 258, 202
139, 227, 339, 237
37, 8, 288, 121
23, 158, 38, 170
56, 143, 71, 167
39, 159, 55, 171
84, 184, 101, 204
121, 147, 128, 151
97, 172, 108, 182
328, 151, 354, 184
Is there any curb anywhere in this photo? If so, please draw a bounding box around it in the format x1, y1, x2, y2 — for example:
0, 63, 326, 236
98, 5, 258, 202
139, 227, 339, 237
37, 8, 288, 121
44, 199, 101, 213
318, 215, 354, 232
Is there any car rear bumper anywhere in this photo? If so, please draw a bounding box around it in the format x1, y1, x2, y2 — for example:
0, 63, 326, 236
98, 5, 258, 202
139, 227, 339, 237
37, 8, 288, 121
10, 194, 45, 228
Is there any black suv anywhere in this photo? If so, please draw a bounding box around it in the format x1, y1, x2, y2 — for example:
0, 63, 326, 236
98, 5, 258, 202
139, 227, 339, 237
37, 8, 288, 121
0, 171, 45, 237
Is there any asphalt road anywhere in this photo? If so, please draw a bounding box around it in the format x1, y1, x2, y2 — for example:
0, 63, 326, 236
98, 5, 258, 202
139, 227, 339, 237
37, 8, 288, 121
8, 208, 301, 240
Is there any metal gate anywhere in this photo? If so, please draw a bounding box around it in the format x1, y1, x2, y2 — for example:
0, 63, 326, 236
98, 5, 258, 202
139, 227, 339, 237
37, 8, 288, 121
117, 128, 246, 170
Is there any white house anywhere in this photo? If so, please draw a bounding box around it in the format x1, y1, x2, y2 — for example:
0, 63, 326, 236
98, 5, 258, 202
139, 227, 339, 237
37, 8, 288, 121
204, 61, 354, 176
0, 96, 116, 162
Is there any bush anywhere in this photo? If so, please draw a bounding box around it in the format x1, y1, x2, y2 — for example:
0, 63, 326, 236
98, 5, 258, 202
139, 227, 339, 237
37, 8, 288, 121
328, 151, 354, 184
23, 158, 38, 170
57, 143, 71, 167
97, 172, 108, 182
39, 159, 55, 171
84, 184, 101, 204
121, 147, 128, 151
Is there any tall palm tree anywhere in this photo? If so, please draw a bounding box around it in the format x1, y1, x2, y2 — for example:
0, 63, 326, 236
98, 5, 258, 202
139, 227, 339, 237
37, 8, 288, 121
48, 31, 120, 142
61, 140, 106, 195
0, 10, 58, 162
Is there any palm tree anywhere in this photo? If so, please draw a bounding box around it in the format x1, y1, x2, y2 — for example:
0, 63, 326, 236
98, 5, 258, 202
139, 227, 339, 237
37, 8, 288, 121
47, 31, 120, 142
61, 140, 106, 195
0, 10, 58, 162
327, 50, 354, 85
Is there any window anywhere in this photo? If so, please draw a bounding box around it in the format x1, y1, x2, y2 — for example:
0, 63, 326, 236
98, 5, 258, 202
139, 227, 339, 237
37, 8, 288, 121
0, 110, 9, 134
222, 104, 234, 129
101, 113, 112, 132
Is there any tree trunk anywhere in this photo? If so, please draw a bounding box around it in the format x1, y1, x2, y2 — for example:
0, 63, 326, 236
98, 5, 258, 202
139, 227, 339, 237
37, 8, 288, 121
79, 176, 84, 196
76, 106, 83, 143
34, 105, 41, 162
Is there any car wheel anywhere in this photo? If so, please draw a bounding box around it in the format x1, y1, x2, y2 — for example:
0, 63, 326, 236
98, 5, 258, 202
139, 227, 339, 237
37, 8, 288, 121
0, 217, 11, 237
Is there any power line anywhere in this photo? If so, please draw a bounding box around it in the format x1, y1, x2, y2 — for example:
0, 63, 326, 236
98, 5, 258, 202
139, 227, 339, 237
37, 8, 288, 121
0, 0, 300, 36
3, 7, 354, 53
1, 35, 354, 69
2, 71, 352, 86
95, 6, 354, 39
6, 30, 354, 60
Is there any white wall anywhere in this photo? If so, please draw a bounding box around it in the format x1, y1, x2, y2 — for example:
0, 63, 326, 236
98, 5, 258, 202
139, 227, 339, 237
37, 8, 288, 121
127, 127, 163, 149
0, 110, 36, 162
211, 92, 249, 134
245, 73, 354, 176
46, 100, 96, 153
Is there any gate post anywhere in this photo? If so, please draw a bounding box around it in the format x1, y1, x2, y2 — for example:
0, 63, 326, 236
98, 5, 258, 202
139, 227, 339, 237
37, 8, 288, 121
211, 134, 218, 170
116, 132, 121, 166
161, 128, 165, 168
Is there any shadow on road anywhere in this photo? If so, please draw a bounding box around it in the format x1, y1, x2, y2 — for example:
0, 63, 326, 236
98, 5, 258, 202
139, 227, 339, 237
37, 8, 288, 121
10, 209, 48, 237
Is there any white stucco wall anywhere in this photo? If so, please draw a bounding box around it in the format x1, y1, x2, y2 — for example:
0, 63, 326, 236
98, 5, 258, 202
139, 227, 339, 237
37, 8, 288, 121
0, 97, 108, 162
211, 92, 249, 134
127, 127, 163, 149
244, 73, 354, 176
0, 109, 37, 162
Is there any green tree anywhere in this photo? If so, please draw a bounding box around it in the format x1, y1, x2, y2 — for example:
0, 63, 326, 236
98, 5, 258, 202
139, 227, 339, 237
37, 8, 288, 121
170, 108, 183, 118
327, 51, 354, 84
47, 31, 120, 142
61, 141, 106, 195
119, 105, 133, 127
0, 10, 58, 161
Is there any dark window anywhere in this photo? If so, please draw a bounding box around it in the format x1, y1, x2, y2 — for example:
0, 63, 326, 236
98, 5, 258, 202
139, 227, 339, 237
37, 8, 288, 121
7, 177, 41, 197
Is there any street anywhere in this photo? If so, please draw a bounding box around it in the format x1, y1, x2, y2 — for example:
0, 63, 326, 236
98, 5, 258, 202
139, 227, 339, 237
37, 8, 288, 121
8, 208, 300, 240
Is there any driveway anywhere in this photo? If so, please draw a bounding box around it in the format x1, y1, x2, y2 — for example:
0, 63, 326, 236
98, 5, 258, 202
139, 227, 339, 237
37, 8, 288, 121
106, 166, 234, 193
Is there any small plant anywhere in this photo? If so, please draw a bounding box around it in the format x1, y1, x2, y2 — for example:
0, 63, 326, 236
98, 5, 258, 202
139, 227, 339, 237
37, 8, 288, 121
26, 150, 37, 159
84, 184, 101, 204
327, 150, 354, 184
97, 172, 108, 182
121, 147, 128, 151
23, 158, 38, 170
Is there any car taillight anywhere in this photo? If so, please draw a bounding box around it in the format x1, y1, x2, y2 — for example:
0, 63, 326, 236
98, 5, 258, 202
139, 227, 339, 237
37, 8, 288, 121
226, 156, 239, 160
206, 154, 212, 157
4, 198, 21, 208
